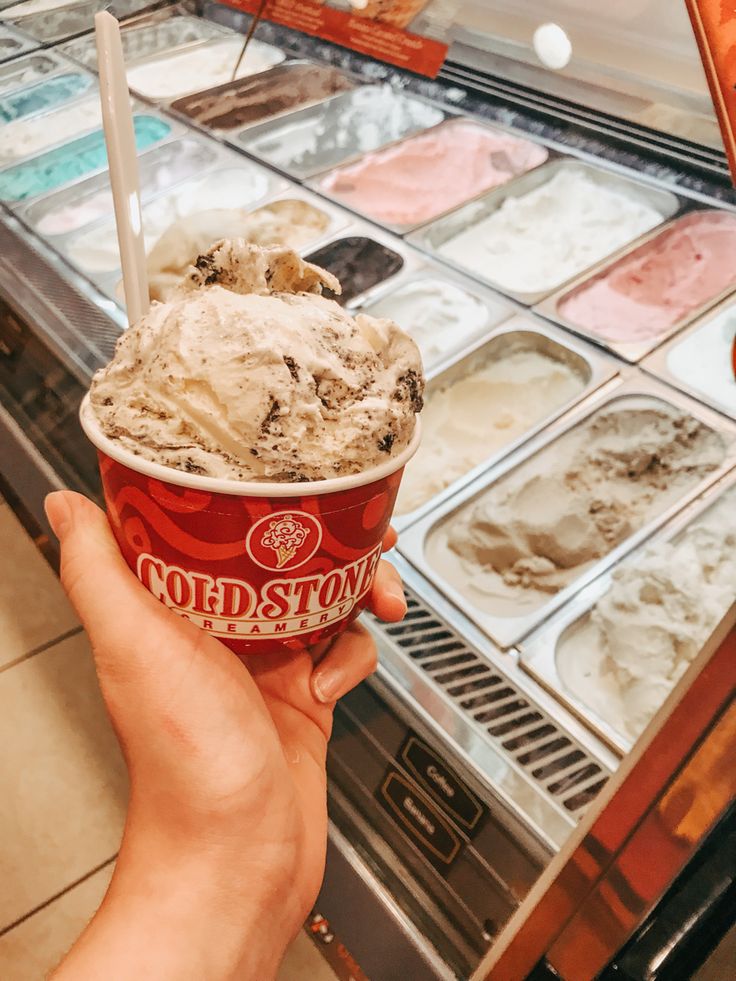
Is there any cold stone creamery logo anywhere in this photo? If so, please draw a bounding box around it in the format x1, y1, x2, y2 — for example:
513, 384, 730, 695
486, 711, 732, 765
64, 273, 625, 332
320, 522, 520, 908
247, 512, 321, 572
135, 514, 381, 638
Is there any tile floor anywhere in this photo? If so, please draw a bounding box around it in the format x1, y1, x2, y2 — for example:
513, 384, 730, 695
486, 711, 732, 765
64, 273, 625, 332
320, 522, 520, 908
0, 499, 335, 980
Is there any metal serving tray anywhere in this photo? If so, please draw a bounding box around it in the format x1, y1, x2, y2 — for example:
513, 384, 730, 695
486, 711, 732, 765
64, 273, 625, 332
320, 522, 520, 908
60, 10, 230, 69
398, 374, 736, 651
349, 260, 517, 372
642, 295, 736, 422
518, 470, 736, 756
121, 33, 286, 107
406, 158, 681, 306
392, 314, 619, 532
58, 153, 290, 292
0, 23, 38, 62
0, 49, 67, 92
304, 223, 425, 306
370, 553, 620, 849
535, 207, 736, 364
239, 85, 446, 182
170, 59, 356, 135
0, 91, 163, 172
310, 116, 551, 238
0, 49, 93, 113
19, 133, 224, 237
7, 0, 154, 44
0, 105, 183, 208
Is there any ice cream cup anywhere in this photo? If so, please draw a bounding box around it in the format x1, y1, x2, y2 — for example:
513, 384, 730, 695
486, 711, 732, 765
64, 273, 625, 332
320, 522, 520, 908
79, 395, 420, 656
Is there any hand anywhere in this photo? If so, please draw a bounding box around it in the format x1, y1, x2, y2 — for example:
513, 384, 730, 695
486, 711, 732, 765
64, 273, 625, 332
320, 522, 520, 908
44, 490, 406, 981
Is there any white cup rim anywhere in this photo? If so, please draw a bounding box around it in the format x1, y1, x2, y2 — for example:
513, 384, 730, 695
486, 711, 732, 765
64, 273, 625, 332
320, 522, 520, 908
80, 394, 421, 498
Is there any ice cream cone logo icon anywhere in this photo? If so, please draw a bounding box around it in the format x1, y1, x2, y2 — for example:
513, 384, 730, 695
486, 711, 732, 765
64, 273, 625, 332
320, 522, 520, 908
263, 517, 308, 568
247, 510, 323, 571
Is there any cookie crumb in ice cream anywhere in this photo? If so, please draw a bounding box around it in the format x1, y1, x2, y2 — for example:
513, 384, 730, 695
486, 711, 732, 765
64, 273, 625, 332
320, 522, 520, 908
89, 241, 423, 482
438, 404, 726, 608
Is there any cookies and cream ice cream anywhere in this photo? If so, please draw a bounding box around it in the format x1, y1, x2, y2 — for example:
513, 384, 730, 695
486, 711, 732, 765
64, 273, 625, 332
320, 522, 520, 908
556, 487, 736, 740
145, 199, 331, 302
90, 242, 424, 482
428, 401, 726, 620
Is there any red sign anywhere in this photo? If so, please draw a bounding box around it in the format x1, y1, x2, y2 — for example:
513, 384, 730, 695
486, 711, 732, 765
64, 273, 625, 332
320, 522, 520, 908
685, 0, 736, 185
223, 0, 448, 78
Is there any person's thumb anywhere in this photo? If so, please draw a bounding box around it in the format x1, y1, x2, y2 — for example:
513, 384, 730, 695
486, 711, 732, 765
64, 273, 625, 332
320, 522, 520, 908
44, 490, 166, 645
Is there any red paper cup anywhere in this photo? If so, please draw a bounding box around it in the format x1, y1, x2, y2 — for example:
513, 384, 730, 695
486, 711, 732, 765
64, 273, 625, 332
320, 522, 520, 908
80, 396, 420, 655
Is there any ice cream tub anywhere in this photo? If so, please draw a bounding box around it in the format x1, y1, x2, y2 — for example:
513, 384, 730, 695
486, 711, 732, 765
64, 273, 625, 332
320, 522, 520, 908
391, 315, 618, 531
21, 135, 222, 237
304, 228, 419, 306
398, 376, 736, 651
0, 50, 66, 94
311, 117, 550, 236
406, 158, 681, 305
7, 0, 154, 44
170, 60, 355, 134
519, 470, 736, 756
0, 24, 38, 62
535, 208, 736, 363
0, 111, 176, 205
60, 12, 230, 70
123, 35, 286, 104
241, 85, 445, 181
350, 264, 515, 372
60, 155, 286, 281
80, 395, 420, 656
0, 69, 94, 125
642, 295, 736, 421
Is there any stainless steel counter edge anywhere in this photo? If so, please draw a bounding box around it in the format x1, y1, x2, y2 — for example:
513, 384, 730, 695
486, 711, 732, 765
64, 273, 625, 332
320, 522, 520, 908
317, 819, 456, 981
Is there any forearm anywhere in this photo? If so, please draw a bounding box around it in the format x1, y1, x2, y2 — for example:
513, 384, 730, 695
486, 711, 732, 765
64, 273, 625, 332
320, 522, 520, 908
51, 819, 289, 981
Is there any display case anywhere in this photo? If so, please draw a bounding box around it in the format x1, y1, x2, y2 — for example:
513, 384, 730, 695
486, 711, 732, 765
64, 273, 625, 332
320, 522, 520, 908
0, 2, 733, 978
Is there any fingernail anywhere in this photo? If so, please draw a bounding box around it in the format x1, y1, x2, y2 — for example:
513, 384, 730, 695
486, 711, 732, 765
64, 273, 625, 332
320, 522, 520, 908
386, 581, 407, 611
44, 492, 72, 541
312, 668, 345, 704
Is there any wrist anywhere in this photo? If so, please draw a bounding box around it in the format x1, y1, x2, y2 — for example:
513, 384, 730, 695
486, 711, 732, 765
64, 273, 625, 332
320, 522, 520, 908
53, 813, 295, 981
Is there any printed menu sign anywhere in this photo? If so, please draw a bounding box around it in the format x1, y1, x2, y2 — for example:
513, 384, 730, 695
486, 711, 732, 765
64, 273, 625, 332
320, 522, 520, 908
222, 0, 450, 77
685, 0, 736, 184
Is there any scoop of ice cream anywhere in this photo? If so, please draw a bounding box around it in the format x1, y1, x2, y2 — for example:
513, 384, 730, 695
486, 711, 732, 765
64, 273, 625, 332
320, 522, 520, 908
558, 211, 736, 342
443, 405, 726, 603
90, 241, 424, 482
438, 166, 665, 295
594, 526, 734, 734
320, 121, 548, 227
146, 200, 331, 302
557, 488, 736, 740
395, 345, 586, 515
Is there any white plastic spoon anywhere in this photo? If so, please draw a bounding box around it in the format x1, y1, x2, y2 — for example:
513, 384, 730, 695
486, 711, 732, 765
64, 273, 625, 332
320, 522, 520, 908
95, 10, 149, 325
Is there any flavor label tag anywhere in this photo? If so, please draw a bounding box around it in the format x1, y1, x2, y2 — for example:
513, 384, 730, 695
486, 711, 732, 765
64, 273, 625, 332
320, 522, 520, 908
222, 0, 450, 77
685, 0, 736, 184
97, 451, 403, 655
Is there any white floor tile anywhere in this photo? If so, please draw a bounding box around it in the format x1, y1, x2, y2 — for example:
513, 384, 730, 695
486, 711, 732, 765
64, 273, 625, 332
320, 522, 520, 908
0, 504, 78, 668
0, 863, 113, 980
0, 632, 127, 929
